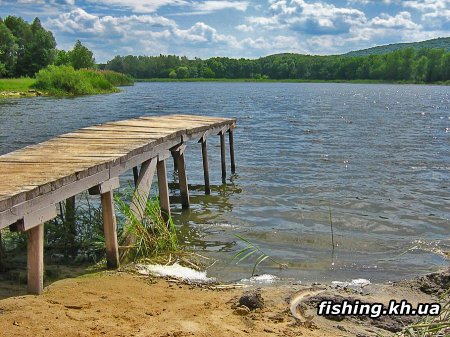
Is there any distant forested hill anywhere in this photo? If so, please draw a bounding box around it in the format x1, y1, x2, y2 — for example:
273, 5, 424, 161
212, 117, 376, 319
344, 37, 450, 57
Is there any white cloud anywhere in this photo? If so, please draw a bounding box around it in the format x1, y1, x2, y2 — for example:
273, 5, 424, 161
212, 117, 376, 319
401, 0, 450, 30
346, 0, 399, 4
244, 0, 368, 35
86, 0, 188, 13
370, 11, 421, 29
47, 8, 241, 60
47, 8, 176, 36
192, 1, 249, 13
235, 24, 254, 32
402, 0, 448, 12
173, 22, 238, 46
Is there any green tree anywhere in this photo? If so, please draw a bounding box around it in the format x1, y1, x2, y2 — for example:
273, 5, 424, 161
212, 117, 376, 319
0, 20, 18, 77
413, 56, 428, 82
441, 52, 450, 81
168, 69, 177, 78
176, 66, 188, 79
70, 40, 95, 69
27, 17, 56, 75
3, 16, 56, 77
54, 49, 71, 66
4, 15, 32, 76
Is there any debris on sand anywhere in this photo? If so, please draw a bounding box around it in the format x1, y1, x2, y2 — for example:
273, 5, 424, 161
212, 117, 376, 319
136, 263, 215, 283
238, 289, 265, 310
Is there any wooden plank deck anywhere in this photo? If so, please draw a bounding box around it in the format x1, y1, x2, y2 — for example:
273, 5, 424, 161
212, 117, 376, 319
0, 114, 236, 228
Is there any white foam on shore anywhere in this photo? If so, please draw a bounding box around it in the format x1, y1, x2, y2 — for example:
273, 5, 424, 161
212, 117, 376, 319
332, 278, 371, 289
136, 263, 215, 283
241, 274, 279, 284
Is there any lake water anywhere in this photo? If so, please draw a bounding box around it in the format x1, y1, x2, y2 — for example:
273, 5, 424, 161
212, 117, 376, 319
0, 82, 449, 283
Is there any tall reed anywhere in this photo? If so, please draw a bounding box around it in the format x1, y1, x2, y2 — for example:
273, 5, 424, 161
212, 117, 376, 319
114, 190, 178, 262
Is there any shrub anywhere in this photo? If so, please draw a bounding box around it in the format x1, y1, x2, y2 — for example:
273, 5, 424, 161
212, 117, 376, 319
34, 65, 133, 95
94, 69, 133, 86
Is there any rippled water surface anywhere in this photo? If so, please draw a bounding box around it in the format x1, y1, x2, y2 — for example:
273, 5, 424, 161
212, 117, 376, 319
0, 82, 449, 283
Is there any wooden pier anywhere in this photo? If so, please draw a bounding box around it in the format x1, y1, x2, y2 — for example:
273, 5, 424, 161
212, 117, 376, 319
0, 114, 236, 294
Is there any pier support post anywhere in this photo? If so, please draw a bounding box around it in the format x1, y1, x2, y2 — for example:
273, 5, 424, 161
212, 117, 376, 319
177, 153, 190, 208
132, 166, 139, 187
171, 144, 189, 208
89, 178, 120, 268
27, 223, 44, 295
65, 196, 77, 256
101, 190, 119, 269
130, 158, 157, 220
157, 159, 171, 221
172, 152, 178, 171
199, 135, 211, 195
219, 129, 226, 184
228, 128, 236, 175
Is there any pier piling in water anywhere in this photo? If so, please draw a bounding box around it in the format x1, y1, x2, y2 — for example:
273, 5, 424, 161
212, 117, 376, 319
219, 128, 227, 184
0, 114, 236, 294
199, 134, 211, 195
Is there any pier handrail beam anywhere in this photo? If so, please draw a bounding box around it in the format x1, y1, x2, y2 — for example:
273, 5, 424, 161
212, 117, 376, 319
0, 114, 236, 294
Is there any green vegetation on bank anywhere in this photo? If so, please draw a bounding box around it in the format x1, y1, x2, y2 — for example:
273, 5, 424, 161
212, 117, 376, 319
33, 66, 133, 95
0, 77, 34, 91
0, 67, 133, 96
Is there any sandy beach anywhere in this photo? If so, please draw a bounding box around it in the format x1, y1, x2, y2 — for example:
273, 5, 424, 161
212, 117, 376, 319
0, 268, 446, 337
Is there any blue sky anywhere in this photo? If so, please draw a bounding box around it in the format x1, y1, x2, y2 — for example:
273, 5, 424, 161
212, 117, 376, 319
0, 0, 448, 62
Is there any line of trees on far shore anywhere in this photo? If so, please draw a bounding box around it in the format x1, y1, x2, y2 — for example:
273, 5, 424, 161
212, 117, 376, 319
102, 48, 450, 83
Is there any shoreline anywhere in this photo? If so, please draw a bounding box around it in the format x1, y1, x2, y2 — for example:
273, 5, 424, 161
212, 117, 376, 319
0, 89, 44, 98
0, 77, 448, 101
0, 266, 447, 337
135, 78, 450, 85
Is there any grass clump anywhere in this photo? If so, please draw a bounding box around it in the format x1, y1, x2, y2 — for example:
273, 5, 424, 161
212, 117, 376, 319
34, 65, 133, 95
233, 234, 287, 276
398, 289, 450, 337
115, 190, 178, 262
95, 69, 133, 86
